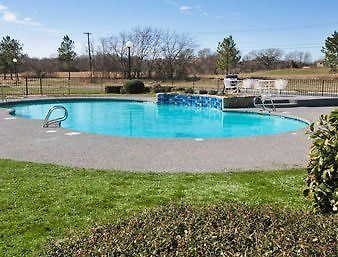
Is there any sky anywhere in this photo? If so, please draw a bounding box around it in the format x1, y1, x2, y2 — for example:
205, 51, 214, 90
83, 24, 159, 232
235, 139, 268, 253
0, 0, 337, 60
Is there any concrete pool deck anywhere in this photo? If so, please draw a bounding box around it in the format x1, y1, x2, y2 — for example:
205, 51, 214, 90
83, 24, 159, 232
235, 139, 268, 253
0, 96, 337, 172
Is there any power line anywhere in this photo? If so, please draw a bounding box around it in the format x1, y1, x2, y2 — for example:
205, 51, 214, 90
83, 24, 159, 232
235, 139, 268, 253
195, 22, 338, 35
244, 42, 322, 47
239, 43, 323, 51
241, 46, 322, 52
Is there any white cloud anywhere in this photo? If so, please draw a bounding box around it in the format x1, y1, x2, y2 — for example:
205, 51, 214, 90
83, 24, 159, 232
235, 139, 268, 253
0, 3, 7, 11
164, 1, 230, 20
179, 6, 192, 14
177, 4, 211, 17
3, 10, 16, 22
0, 6, 40, 26
179, 6, 191, 11
0, 4, 61, 35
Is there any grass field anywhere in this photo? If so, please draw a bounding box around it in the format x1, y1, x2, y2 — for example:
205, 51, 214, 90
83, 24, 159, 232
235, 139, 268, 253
240, 68, 338, 79
0, 159, 310, 256
53, 68, 337, 79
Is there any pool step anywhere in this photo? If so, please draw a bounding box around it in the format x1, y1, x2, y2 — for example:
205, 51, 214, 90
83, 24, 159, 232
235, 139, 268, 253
273, 102, 299, 108
264, 98, 298, 108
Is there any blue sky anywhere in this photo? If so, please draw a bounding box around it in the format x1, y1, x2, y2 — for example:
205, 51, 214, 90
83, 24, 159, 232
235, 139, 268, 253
0, 0, 337, 60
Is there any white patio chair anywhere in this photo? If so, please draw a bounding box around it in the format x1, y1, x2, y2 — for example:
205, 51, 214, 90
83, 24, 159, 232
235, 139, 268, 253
274, 79, 288, 94
252, 79, 261, 94
242, 79, 252, 93
223, 78, 238, 93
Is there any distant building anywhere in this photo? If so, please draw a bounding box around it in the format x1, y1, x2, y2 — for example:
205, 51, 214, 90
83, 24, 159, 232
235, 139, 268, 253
316, 61, 324, 68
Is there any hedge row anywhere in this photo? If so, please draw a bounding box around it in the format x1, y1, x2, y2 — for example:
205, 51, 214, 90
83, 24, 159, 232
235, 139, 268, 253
45, 204, 338, 256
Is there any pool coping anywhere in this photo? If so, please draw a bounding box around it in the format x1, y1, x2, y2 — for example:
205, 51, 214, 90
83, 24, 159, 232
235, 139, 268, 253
0, 96, 336, 172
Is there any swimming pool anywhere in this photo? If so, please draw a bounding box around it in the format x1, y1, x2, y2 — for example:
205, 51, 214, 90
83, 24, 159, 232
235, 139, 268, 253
5, 99, 308, 138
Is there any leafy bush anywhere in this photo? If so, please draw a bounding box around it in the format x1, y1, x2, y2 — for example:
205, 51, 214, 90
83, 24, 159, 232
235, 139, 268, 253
120, 87, 126, 94
199, 89, 208, 94
46, 204, 338, 256
304, 109, 338, 214
208, 89, 218, 95
184, 88, 194, 94
104, 86, 122, 94
123, 80, 145, 94
151, 83, 172, 93
175, 87, 186, 92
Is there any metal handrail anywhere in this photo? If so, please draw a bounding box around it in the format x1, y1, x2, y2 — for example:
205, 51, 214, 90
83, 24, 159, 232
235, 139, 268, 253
253, 95, 276, 112
43, 105, 68, 128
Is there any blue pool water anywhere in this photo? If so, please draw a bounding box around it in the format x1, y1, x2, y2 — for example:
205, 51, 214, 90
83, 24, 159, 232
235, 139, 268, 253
6, 99, 307, 138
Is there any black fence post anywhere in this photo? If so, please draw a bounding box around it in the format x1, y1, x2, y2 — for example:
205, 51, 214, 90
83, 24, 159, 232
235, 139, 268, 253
39, 77, 43, 95
25, 77, 28, 95
321, 80, 325, 96
68, 79, 71, 95
101, 77, 104, 94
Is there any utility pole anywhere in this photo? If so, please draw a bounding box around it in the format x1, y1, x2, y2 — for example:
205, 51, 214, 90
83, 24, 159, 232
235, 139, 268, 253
83, 32, 93, 77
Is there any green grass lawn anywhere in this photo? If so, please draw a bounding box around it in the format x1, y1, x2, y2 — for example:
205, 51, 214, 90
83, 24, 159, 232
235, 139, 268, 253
0, 159, 310, 256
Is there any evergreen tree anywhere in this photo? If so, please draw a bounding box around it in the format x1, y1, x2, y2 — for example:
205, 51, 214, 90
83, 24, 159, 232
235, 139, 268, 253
216, 36, 241, 75
0, 36, 23, 79
321, 31, 338, 72
58, 35, 76, 80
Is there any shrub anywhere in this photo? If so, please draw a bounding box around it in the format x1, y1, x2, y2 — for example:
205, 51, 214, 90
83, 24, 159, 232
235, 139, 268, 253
164, 86, 173, 92
184, 88, 194, 94
150, 83, 162, 93
120, 87, 126, 94
150, 83, 172, 93
199, 89, 208, 94
304, 109, 338, 214
46, 204, 338, 256
157, 87, 172, 93
123, 80, 145, 94
175, 87, 186, 92
104, 86, 122, 94
208, 89, 218, 95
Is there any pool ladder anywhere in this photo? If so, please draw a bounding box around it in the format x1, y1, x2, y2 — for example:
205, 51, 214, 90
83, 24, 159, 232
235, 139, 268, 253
253, 95, 276, 112
43, 105, 68, 128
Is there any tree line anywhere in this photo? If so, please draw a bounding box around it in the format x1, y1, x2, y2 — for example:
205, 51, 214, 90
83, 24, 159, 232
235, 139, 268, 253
0, 27, 337, 79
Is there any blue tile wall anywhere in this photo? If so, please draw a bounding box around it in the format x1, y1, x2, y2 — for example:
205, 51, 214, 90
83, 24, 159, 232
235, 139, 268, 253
157, 93, 223, 110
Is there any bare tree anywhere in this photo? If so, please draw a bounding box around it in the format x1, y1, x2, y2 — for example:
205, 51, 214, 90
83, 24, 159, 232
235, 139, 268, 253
192, 48, 218, 75
128, 27, 157, 78
143, 28, 162, 78
22, 57, 60, 77
102, 32, 129, 78
94, 38, 122, 77
160, 30, 196, 79
252, 48, 284, 70
285, 51, 312, 67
